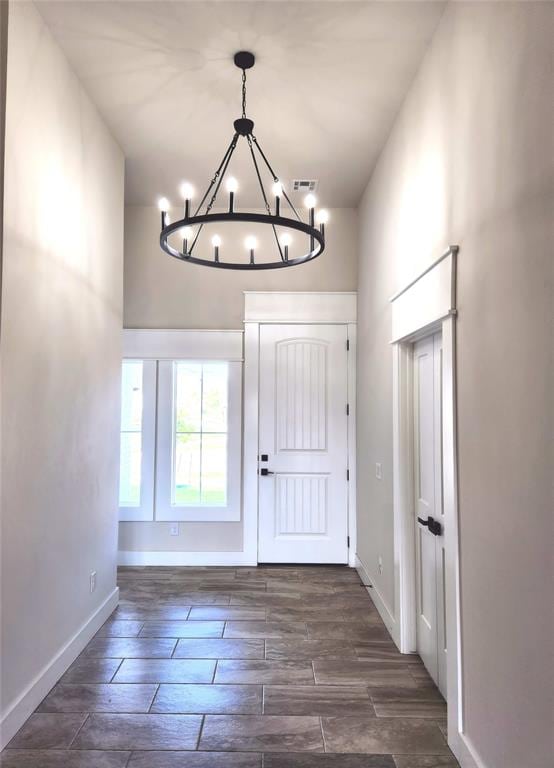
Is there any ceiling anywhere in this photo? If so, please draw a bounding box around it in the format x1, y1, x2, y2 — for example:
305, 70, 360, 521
37, 1, 445, 207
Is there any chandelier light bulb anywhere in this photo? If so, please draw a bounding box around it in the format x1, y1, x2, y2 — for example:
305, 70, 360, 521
226, 177, 239, 193
280, 232, 292, 261
245, 236, 257, 251
279, 233, 292, 247
272, 181, 283, 198
158, 197, 170, 212
180, 182, 194, 200
304, 193, 317, 209
211, 234, 222, 247
316, 209, 329, 225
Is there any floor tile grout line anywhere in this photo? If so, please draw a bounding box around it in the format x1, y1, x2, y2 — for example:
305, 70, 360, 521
318, 714, 327, 753
147, 683, 161, 713
194, 713, 206, 751
66, 712, 90, 749
108, 659, 124, 682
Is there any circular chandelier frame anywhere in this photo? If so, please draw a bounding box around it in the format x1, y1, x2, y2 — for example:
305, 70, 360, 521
161, 212, 324, 271
159, 51, 327, 270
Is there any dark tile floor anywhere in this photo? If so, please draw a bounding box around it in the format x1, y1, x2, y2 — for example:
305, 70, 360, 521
1, 566, 460, 767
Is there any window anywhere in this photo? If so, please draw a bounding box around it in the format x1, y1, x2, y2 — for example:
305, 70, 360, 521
118, 360, 156, 521
118, 354, 242, 522
173, 362, 228, 507
156, 360, 242, 522
119, 361, 143, 507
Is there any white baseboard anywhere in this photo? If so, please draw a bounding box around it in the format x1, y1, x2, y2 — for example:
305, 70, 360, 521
448, 731, 486, 768
118, 550, 257, 566
355, 554, 400, 649
0, 586, 119, 749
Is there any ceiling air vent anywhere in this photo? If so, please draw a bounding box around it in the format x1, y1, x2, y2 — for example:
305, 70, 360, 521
292, 179, 319, 192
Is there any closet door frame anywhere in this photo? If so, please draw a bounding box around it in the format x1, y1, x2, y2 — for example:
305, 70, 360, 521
389, 246, 468, 765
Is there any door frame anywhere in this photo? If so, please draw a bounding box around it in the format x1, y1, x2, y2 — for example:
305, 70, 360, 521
388, 246, 474, 767
243, 292, 358, 566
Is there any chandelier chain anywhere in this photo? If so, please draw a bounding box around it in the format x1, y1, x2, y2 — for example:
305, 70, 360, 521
194, 133, 238, 217
241, 68, 247, 118
247, 134, 285, 262
251, 134, 302, 222
204, 134, 239, 216
189, 133, 239, 254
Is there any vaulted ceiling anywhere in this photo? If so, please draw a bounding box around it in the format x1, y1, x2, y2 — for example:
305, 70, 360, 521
38, 1, 445, 207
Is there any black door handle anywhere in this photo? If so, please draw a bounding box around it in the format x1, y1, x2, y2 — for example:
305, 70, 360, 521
417, 516, 442, 536
260, 468, 274, 476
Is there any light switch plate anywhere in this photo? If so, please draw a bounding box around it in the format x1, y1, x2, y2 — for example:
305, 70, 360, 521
375, 462, 382, 480
170, 523, 179, 536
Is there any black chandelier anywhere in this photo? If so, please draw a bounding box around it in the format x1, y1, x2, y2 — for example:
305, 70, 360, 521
158, 51, 328, 270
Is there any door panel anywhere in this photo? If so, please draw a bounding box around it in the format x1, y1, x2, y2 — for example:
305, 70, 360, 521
414, 332, 446, 696
434, 334, 447, 694
258, 324, 349, 564
414, 336, 438, 682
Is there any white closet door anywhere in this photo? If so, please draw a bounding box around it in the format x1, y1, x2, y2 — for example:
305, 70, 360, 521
258, 324, 349, 563
434, 333, 447, 696
413, 332, 446, 696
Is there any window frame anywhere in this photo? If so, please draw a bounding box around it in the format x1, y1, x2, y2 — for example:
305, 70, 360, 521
155, 359, 242, 522
118, 359, 157, 522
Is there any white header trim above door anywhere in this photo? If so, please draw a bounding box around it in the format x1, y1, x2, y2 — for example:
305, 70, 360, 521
244, 291, 357, 324
389, 246, 458, 343
123, 328, 243, 360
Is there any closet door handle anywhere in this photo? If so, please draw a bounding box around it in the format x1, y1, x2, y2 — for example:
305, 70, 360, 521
418, 516, 442, 536
260, 468, 274, 476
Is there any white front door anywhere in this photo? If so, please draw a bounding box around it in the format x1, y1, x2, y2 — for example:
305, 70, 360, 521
258, 324, 349, 564
413, 332, 447, 696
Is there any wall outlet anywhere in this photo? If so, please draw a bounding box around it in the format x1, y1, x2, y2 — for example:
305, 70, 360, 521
89, 570, 97, 593
378, 556, 383, 575
375, 462, 382, 480
170, 523, 179, 536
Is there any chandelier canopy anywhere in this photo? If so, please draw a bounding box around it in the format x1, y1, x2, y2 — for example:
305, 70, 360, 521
158, 51, 328, 270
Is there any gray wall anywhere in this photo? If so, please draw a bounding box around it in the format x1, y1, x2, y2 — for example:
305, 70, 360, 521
1, 0, 124, 725
121, 205, 357, 554
356, 3, 552, 767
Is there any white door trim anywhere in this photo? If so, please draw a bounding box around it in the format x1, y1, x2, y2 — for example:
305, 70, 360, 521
388, 246, 476, 768
244, 291, 357, 324
243, 292, 357, 566
122, 328, 244, 361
